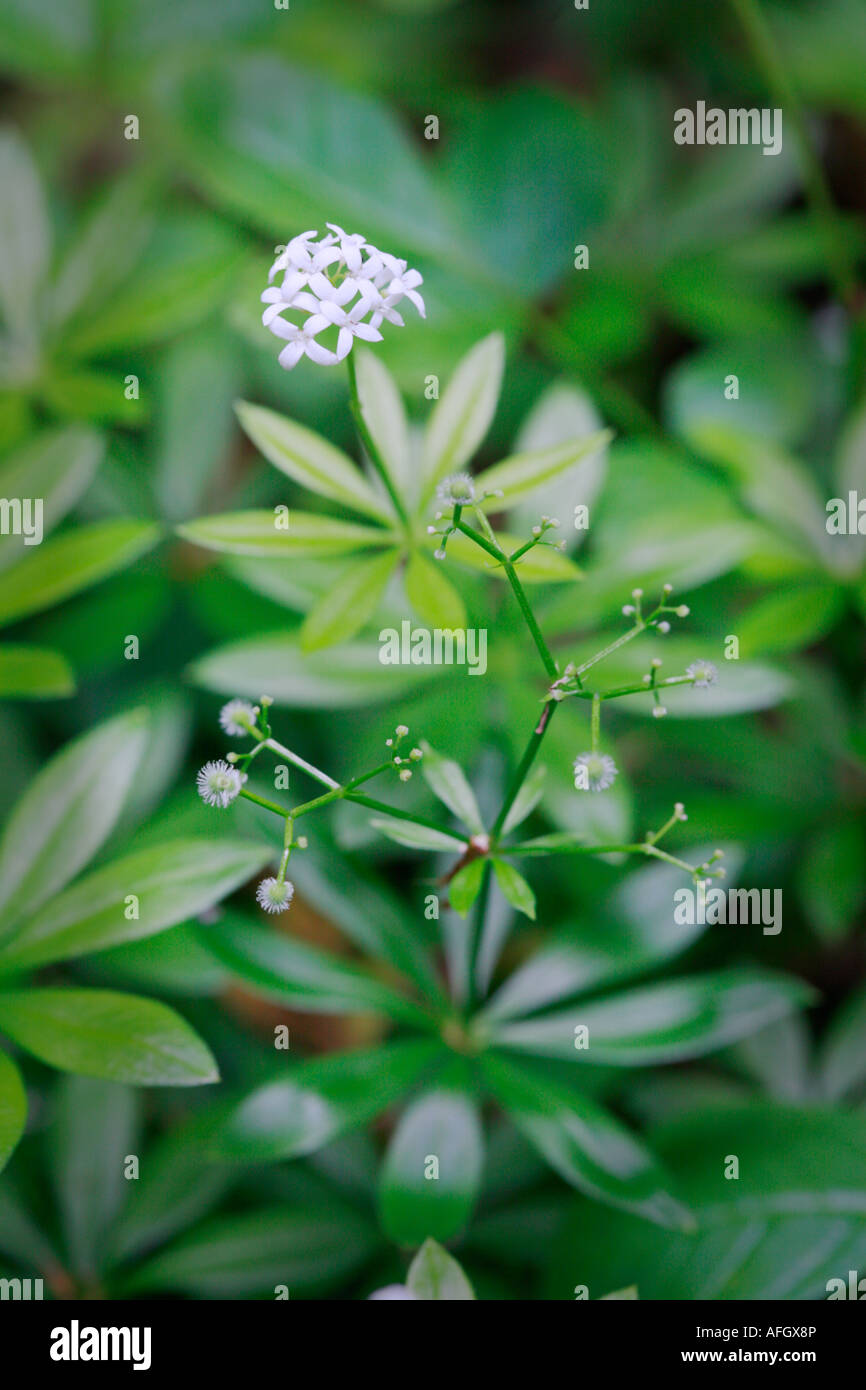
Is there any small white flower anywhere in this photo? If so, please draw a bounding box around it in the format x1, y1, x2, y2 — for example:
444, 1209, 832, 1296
219, 699, 258, 737
573, 751, 618, 793
438, 473, 476, 507
686, 659, 718, 689
256, 877, 295, 914
263, 227, 425, 370
652, 705, 668, 718
368, 1285, 417, 1301
197, 760, 244, 808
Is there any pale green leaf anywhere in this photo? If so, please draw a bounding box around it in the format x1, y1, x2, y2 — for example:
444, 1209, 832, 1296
236, 400, 390, 521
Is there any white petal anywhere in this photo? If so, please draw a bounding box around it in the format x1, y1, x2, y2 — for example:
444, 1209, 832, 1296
305, 338, 340, 365
278, 341, 305, 369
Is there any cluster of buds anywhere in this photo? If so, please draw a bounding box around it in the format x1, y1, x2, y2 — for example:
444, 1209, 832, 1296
528, 515, 566, 552
386, 724, 423, 782
623, 583, 690, 634
262, 225, 425, 369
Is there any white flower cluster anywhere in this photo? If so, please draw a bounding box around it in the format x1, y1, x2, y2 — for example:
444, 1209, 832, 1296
262, 224, 426, 369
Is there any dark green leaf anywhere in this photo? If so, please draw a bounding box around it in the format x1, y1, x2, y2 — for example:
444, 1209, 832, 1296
0, 988, 219, 1086
380, 1090, 484, 1244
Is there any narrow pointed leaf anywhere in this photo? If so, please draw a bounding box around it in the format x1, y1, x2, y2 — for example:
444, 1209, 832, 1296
215, 1041, 441, 1161
449, 858, 486, 918
0, 644, 74, 699
0, 426, 103, 572
420, 742, 484, 833
370, 817, 467, 854
0, 1050, 26, 1175
0, 128, 50, 336
0, 839, 271, 972
354, 348, 411, 496
178, 510, 391, 557
422, 333, 504, 495
407, 1238, 476, 1300
125, 1203, 377, 1298
490, 970, 814, 1066
300, 549, 399, 651
380, 1090, 484, 1244
236, 400, 390, 521
0, 988, 219, 1085
0, 708, 149, 928
474, 430, 613, 510
405, 549, 466, 629
481, 1053, 691, 1229
0, 520, 162, 628
197, 913, 428, 1025
492, 858, 536, 919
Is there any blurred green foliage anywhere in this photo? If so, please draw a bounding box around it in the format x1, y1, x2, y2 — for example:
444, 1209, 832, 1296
0, 0, 865, 1299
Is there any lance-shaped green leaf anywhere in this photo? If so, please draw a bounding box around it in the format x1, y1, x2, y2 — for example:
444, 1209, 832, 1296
422, 333, 505, 496
124, 1202, 378, 1298
0, 838, 271, 973
548, 1103, 866, 1300
380, 1089, 484, 1245
449, 858, 487, 918
0, 128, 50, 338
61, 210, 244, 358
48, 168, 156, 329
481, 1053, 691, 1229
0, 426, 103, 572
0, 988, 219, 1085
197, 913, 429, 1026
163, 54, 460, 262
0, 1049, 26, 1175
108, 1110, 231, 1266
0, 519, 162, 629
0, 644, 74, 699
0, 708, 149, 928
51, 1076, 138, 1279
484, 845, 746, 1023
489, 970, 815, 1066
215, 1040, 442, 1161
440, 527, 580, 582
474, 430, 613, 511
236, 400, 390, 522
178, 510, 392, 558
405, 549, 466, 629
421, 742, 485, 834
492, 858, 536, 919
189, 632, 437, 707
370, 818, 467, 854
300, 549, 400, 651
353, 348, 411, 498
500, 763, 546, 836
407, 1238, 476, 1300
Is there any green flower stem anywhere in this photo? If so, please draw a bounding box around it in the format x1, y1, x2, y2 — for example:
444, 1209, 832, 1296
455, 519, 559, 680
562, 673, 697, 702
574, 620, 647, 678
289, 760, 396, 822
263, 736, 339, 790
467, 859, 492, 1010
591, 692, 601, 753
346, 793, 454, 836
506, 840, 700, 876
346, 353, 410, 527
491, 699, 557, 842
239, 789, 292, 818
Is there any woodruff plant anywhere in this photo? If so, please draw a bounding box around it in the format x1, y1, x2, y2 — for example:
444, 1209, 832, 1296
188, 228, 811, 1238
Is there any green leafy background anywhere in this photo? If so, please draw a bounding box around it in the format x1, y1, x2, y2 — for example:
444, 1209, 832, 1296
0, 0, 864, 1300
